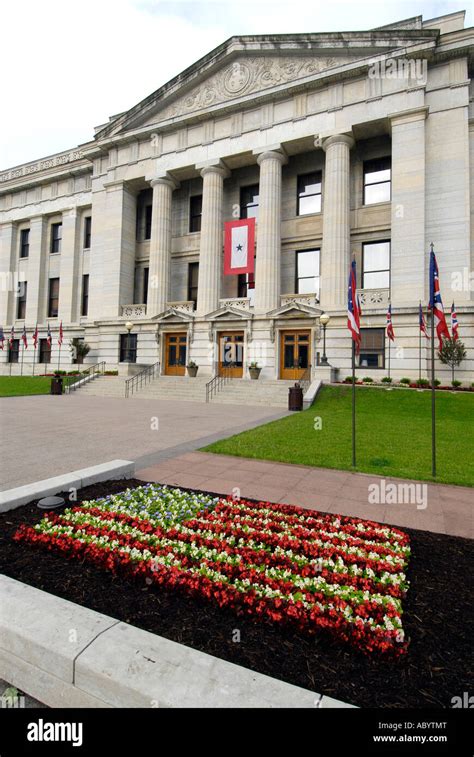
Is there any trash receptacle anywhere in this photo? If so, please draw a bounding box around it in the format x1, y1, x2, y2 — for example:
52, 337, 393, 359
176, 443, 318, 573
50, 376, 63, 395
288, 383, 303, 411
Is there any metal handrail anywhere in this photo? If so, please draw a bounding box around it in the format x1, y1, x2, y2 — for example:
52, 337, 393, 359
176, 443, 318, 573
64, 362, 106, 392
296, 365, 312, 395
125, 361, 160, 398
206, 365, 233, 402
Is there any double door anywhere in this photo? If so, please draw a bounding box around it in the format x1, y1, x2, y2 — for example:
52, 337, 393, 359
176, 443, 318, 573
280, 330, 310, 380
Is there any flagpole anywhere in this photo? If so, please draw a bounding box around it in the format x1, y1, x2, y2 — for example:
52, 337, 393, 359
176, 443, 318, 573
430, 244, 436, 478
388, 335, 391, 380
57, 343, 61, 373
351, 339, 356, 467
419, 302, 422, 383
32, 343, 36, 376
21, 343, 24, 376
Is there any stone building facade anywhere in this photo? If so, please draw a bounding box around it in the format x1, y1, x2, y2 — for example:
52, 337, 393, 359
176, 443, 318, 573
1, 11, 473, 383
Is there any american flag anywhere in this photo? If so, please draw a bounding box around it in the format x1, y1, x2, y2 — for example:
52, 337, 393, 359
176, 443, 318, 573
451, 302, 459, 340
386, 304, 395, 342
32, 323, 38, 350
0, 326, 4, 350
419, 302, 429, 339
58, 321, 63, 346
347, 259, 361, 353
428, 248, 450, 349
9, 326, 15, 349
46, 323, 52, 347
21, 325, 28, 349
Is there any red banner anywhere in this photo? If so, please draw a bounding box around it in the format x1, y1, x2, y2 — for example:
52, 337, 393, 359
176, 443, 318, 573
224, 218, 255, 276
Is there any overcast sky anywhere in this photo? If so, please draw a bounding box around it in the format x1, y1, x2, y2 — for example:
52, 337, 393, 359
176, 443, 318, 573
1, 0, 470, 169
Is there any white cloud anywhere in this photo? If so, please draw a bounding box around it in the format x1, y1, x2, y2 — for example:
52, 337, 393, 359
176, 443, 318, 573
1, 0, 470, 169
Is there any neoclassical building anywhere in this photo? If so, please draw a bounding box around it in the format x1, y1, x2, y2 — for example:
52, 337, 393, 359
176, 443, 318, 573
1, 10, 473, 386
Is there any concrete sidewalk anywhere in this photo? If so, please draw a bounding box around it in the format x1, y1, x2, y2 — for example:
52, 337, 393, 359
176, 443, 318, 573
137, 451, 473, 539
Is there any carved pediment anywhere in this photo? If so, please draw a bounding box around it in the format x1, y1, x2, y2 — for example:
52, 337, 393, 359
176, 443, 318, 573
207, 305, 253, 321
268, 302, 322, 319
153, 307, 194, 323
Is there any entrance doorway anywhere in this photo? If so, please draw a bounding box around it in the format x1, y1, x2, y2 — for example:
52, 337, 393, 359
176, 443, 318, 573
280, 330, 311, 380
218, 331, 244, 378
164, 332, 187, 376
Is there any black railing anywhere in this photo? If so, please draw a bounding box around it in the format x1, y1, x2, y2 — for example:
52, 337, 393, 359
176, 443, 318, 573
125, 362, 160, 398
64, 362, 106, 392
297, 365, 312, 395
206, 365, 233, 402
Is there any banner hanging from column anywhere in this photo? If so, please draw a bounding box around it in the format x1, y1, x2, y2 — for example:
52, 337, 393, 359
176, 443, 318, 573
223, 218, 255, 276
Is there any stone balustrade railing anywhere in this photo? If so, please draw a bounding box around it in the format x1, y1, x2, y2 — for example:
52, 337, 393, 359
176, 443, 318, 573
219, 297, 252, 311
280, 293, 319, 308
121, 304, 147, 318
166, 301, 195, 314
357, 288, 390, 308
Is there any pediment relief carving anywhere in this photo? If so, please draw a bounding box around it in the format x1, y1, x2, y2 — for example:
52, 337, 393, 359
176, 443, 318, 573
138, 54, 360, 127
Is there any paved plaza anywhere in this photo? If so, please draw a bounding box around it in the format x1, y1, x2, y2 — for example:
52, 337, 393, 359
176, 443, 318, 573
0, 394, 286, 490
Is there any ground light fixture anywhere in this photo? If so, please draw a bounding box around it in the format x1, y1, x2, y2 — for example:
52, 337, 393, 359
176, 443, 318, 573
125, 321, 134, 363
319, 312, 331, 365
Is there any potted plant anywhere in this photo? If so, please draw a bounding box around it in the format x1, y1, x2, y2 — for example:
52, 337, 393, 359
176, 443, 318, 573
69, 338, 91, 365
187, 361, 199, 377
248, 361, 262, 380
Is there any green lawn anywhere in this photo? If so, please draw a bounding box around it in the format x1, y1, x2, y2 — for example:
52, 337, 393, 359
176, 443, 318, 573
204, 385, 474, 487
0, 376, 52, 397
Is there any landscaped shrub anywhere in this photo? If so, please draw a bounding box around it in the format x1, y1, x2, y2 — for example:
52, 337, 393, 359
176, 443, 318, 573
344, 376, 359, 383
451, 380, 462, 388
416, 378, 430, 388
104, 370, 119, 376
362, 377, 373, 383
399, 378, 411, 385
433, 379, 441, 387
381, 377, 392, 384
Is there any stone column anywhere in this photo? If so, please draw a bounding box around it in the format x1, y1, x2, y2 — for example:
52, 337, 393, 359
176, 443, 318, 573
147, 175, 179, 316
390, 108, 427, 305
59, 207, 81, 324
25, 216, 48, 324
253, 149, 287, 313
196, 162, 229, 315
320, 134, 354, 309
0, 222, 17, 326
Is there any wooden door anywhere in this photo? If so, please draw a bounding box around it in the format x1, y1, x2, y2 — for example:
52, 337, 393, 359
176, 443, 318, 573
164, 333, 187, 376
280, 330, 310, 380
218, 332, 244, 378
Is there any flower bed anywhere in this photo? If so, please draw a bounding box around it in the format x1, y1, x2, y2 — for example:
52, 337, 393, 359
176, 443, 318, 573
14, 484, 411, 656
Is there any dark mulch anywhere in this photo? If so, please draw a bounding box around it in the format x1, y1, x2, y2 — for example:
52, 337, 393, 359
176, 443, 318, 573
1, 478, 472, 709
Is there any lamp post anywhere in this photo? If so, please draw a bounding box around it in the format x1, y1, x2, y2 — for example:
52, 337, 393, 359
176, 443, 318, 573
319, 312, 331, 366
125, 321, 134, 363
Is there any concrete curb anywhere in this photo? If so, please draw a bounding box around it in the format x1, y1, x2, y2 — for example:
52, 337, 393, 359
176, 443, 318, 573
0, 460, 135, 512
0, 575, 356, 709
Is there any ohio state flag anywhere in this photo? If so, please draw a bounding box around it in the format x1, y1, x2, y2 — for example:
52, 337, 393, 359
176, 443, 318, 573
224, 219, 255, 276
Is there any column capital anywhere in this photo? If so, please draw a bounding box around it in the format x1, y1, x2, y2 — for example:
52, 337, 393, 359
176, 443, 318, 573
149, 173, 180, 191
196, 159, 230, 179
389, 106, 429, 128
321, 134, 355, 152
254, 147, 288, 166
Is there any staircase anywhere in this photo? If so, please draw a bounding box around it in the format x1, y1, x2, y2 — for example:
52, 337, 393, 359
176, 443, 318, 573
73, 374, 294, 407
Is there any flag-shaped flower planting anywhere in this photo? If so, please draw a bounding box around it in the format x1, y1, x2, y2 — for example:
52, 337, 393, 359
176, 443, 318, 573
14, 484, 411, 655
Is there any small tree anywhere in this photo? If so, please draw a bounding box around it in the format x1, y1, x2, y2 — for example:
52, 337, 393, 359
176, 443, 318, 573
438, 337, 466, 384
69, 338, 91, 365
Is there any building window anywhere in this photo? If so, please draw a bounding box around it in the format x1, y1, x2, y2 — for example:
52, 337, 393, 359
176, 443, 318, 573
189, 195, 202, 232
20, 228, 30, 258
143, 267, 149, 305
17, 281, 27, 319
240, 185, 259, 219
363, 157, 391, 205
8, 339, 20, 363
81, 274, 89, 317
48, 277, 60, 318
362, 241, 390, 289
297, 172, 322, 215
144, 205, 152, 240
357, 328, 385, 369
136, 190, 153, 241
39, 338, 51, 364
237, 256, 256, 305
83, 216, 91, 249
50, 222, 62, 254
188, 262, 199, 306
119, 333, 137, 363
296, 249, 320, 299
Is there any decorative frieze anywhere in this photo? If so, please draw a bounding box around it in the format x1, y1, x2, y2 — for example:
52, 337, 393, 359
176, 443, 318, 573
357, 288, 390, 308
167, 301, 195, 313
219, 297, 251, 311
0, 150, 86, 186
281, 293, 318, 308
